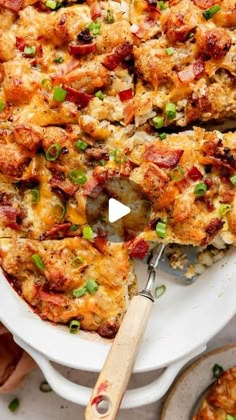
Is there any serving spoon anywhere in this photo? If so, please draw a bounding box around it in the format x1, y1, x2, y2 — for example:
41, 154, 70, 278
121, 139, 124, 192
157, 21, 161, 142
85, 243, 165, 420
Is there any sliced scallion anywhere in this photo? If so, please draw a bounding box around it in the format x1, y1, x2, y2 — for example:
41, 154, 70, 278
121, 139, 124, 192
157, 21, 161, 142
69, 169, 87, 185
39, 381, 52, 393
53, 203, 66, 220
54, 56, 64, 63
31, 188, 40, 204
45, 143, 62, 161
106, 9, 114, 23
0, 100, 5, 112
194, 182, 207, 196
86, 278, 99, 295
95, 90, 105, 101
76, 139, 88, 151
212, 363, 224, 379
155, 284, 166, 299
69, 319, 80, 334
71, 256, 84, 267
230, 175, 236, 186
53, 86, 67, 102
83, 225, 93, 240
165, 47, 174, 56
8, 398, 20, 413
226, 415, 236, 420
152, 116, 164, 129
165, 103, 176, 119
156, 221, 167, 238
219, 204, 232, 217
99, 159, 106, 166
24, 45, 36, 56
70, 224, 78, 232
111, 148, 126, 164
72, 286, 87, 298
41, 78, 52, 91
203, 4, 220, 20
170, 166, 184, 182
159, 132, 167, 140
88, 21, 101, 35
32, 254, 45, 270
158, 1, 168, 10
45, 0, 57, 9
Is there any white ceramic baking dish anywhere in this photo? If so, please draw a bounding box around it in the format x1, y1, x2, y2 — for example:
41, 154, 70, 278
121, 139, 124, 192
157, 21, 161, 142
0, 248, 235, 408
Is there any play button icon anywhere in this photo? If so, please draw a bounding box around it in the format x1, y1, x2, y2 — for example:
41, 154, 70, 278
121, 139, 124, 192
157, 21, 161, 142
85, 176, 151, 243
108, 198, 131, 223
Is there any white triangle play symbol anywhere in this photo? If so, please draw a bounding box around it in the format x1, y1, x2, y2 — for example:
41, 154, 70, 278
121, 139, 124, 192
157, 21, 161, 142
108, 198, 131, 223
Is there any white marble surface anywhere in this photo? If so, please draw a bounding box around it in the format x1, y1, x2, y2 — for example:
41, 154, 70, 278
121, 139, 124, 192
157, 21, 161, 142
0, 315, 235, 420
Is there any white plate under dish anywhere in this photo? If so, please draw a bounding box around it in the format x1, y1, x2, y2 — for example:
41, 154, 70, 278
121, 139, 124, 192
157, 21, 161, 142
161, 344, 236, 420
0, 248, 235, 408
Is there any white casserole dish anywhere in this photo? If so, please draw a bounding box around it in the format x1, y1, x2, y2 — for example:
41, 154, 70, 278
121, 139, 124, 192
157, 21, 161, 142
0, 248, 235, 408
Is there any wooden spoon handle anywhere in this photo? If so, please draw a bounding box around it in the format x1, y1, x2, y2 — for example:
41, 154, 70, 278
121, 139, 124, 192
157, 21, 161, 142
85, 294, 153, 420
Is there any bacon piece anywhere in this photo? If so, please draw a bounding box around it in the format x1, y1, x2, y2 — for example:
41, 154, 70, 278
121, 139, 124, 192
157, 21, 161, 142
188, 166, 203, 181
102, 42, 133, 71
98, 321, 119, 339
0, 0, 22, 12
163, 14, 195, 43
119, 88, 133, 102
49, 175, 78, 198
123, 101, 135, 125
206, 218, 224, 236
94, 235, 107, 254
90, 2, 101, 20
64, 85, 93, 109
68, 43, 96, 56
178, 58, 205, 83
193, 57, 205, 79
85, 147, 109, 161
40, 223, 72, 240
0, 206, 21, 230
16, 37, 26, 52
127, 238, 149, 259
144, 145, 184, 169
39, 290, 66, 306
193, 0, 216, 8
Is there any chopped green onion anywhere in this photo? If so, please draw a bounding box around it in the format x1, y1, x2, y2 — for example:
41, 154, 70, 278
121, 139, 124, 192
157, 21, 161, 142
95, 90, 105, 101
155, 284, 166, 299
86, 278, 99, 295
88, 21, 101, 35
39, 381, 52, 393
152, 116, 164, 129
165, 47, 174, 56
24, 45, 36, 56
41, 78, 52, 91
99, 159, 106, 166
111, 148, 126, 164
156, 221, 167, 239
53, 203, 66, 220
170, 166, 185, 182
70, 224, 78, 231
158, 0, 168, 9
72, 286, 87, 297
165, 102, 176, 119
32, 254, 45, 270
83, 225, 93, 240
69, 319, 80, 334
106, 9, 114, 23
8, 398, 20, 413
45, 143, 62, 161
0, 100, 5, 112
54, 56, 64, 63
203, 4, 220, 20
69, 169, 87, 185
45, 0, 57, 9
212, 363, 224, 379
230, 174, 236, 186
188, 32, 195, 39
53, 86, 67, 102
219, 204, 232, 217
194, 182, 207, 196
71, 256, 84, 267
159, 132, 167, 140
226, 415, 236, 420
76, 139, 88, 151
31, 188, 40, 204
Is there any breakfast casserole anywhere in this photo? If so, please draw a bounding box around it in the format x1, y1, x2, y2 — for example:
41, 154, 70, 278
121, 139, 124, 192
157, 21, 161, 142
0, 0, 235, 336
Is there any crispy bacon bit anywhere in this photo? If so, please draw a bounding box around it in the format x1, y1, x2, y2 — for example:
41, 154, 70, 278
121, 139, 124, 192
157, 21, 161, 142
85, 147, 109, 161
123, 101, 135, 125
90, 2, 101, 20
128, 238, 149, 259
98, 321, 119, 338
119, 88, 133, 102
0, 206, 21, 230
193, 57, 205, 79
16, 37, 26, 52
164, 14, 195, 43
102, 42, 133, 71
94, 235, 107, 254
40, 223, 72, 240
193, 0, 216, 8
0, 0, 22, 12
144, 145, 184, 169
178, 58, 205, 83
63, 85, 93, 109
68, 43, 96, 56
188, 166, 203, 181
49, 175, 78, 198
206, 218, 224, 236
39, 290, 66, 306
